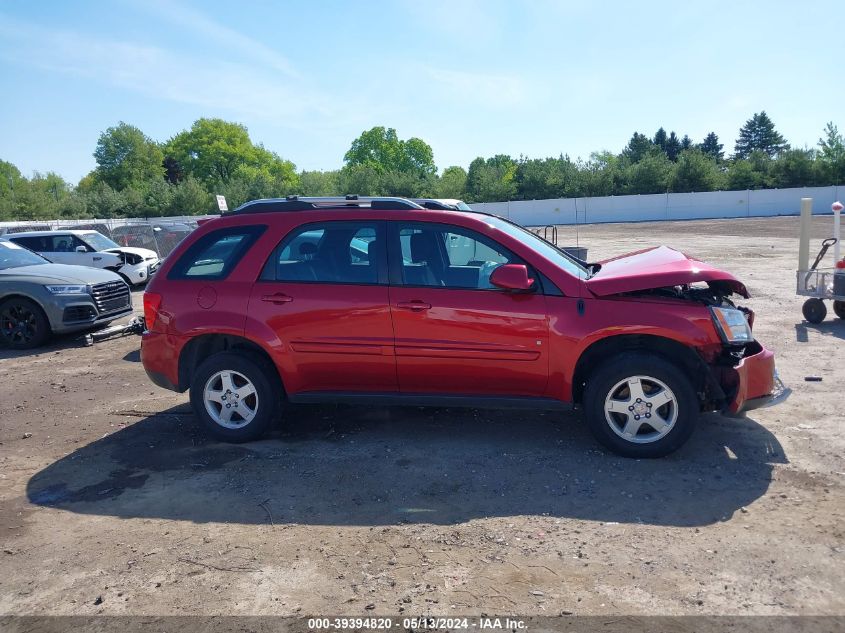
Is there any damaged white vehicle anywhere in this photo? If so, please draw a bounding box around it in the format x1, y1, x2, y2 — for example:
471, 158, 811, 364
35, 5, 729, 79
7, 230, 160, 286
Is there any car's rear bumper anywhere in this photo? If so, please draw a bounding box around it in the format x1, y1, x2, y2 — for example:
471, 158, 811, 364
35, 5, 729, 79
722, 342, 790, 416
141, 329, 183, 392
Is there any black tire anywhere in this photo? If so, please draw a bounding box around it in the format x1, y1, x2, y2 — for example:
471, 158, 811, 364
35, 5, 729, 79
834, 300, 845, 320
189, 351, 281, 442
582, 352, 699, 458
802, 298, 827, 324
0, 297, 51, 349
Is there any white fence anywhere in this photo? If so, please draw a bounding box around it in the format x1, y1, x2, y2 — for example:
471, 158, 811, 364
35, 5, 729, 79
470, 186, 843, 226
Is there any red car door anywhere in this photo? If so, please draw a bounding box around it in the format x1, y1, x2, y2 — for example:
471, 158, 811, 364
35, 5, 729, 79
247, 220, 396, 395
388, 221, 550, 396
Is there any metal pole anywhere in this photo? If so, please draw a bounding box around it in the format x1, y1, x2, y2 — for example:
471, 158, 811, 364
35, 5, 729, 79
798, 198, 813, 272
833, 201, 843, 265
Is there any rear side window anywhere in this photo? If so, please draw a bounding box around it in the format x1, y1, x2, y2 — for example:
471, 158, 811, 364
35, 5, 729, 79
260, 221, 384, 285
168, 226, 265, 280
10, 236, 48, 251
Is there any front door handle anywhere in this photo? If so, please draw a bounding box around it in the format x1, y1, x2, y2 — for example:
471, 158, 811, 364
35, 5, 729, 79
396, 300, 431, 311
261, 293, 293, 304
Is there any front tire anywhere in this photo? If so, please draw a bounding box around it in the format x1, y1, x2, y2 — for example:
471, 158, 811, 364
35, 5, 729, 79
582, 353, 699, 458
833, 300, 845, 320
189, 351, 280, 442
0, 297, 51, 349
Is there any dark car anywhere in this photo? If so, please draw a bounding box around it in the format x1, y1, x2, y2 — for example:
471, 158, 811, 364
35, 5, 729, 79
0, 239, 132, 349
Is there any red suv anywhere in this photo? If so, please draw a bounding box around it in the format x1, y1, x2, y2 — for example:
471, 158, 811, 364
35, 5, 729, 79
141, 196, 785, 458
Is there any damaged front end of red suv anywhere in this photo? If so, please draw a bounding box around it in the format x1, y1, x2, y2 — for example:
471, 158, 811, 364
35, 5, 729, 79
582, 245, 788, 415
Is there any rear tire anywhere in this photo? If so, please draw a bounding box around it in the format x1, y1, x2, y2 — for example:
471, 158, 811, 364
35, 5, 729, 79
0, 297, 51, 349
802, 298, 827, 324
189, 351, 280, 442
834, 300, 845, 320
582, 352, 699, 458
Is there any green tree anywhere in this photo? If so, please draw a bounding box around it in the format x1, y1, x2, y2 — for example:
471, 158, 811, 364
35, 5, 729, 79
653, 128, 668, 152
670, 149, 725, 192
816, 122, 845, 184
665, 132, 682, 161
169, 176, 213, 215
726, 151, 772, 190
623, 150, 672, 194
299, 170, 341, 196
576, 152, 623, 197
771, 149, 817, 188
344, 127, 436, 176
465, 155, 518, 202
734, 111, 789, 159
622, 133, 653, 163
83, 183, 128, 218
338, 164, 383, 196
93, 122, 165, 190
698, 132, 724, 161
436, 166, 468, 199
381, 170, 433, 197
165, 118, 298, 190
680, 135, 693, 151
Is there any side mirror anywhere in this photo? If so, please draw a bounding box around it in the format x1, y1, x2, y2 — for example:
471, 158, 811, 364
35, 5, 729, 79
490, 264, 535, 292
75, 245, 87, 253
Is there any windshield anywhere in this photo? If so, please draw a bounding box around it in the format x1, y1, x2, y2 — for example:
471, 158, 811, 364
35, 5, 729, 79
80, 232, 120, 251
0, 240, 50, 270
481, 215, 589, 279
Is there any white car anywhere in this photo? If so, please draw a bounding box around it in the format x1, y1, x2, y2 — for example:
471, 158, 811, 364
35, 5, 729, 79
7, 230, 160, 286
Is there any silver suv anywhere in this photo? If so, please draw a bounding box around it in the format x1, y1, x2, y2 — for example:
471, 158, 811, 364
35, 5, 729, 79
0, 239, 132, 349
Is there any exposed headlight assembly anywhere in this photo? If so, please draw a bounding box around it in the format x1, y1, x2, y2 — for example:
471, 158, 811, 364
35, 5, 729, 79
711, 306, 753, 344
45, 285, 88, 295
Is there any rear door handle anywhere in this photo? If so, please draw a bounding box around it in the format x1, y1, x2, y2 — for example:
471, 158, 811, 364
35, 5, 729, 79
261, 293, 293, 304
396, 300, 431, 311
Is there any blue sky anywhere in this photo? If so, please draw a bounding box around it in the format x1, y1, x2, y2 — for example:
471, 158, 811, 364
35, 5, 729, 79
1, 0, 842, 183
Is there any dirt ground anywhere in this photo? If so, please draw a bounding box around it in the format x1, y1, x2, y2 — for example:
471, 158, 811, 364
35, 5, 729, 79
0, 215, 843, 617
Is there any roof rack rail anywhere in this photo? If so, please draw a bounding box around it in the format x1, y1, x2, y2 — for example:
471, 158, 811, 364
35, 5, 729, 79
228, 196, 425, 215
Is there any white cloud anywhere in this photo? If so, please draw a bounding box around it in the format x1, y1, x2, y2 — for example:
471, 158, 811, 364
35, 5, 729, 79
0, 14, 354, 127
128, 0, 298, 78
423, 66, 529, 108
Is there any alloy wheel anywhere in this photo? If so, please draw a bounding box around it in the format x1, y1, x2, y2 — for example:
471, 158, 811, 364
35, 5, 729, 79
203, 370, 260, 429
603, 375, 679, 444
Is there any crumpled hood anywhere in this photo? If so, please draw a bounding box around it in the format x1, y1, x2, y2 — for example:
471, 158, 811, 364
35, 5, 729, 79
584, 246, 749, 298
0, 263, 125, 285
104, 247, 158, 260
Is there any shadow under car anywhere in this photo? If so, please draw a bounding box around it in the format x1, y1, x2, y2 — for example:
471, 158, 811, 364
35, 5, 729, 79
26, 404, 786, 528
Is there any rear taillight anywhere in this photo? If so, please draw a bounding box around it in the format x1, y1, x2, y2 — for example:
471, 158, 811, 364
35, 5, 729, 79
143, 292, 162, 331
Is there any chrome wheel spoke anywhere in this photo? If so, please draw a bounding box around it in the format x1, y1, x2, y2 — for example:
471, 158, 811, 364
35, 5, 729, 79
647, 388, 673, 409
621, 417, 643, 437
219, 403, 235, 423
239, 401, 257, 422
606, 399, 631, 415
235, 384, 256, 401
219, 372, 235, 394
626, 378, 647, 402
648, 415, 671, 434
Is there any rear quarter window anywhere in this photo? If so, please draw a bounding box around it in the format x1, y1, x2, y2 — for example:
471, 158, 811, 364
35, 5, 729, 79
168, 225, 265, 280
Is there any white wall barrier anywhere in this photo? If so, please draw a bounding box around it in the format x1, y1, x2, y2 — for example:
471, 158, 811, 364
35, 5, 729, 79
471, 185, 843, 226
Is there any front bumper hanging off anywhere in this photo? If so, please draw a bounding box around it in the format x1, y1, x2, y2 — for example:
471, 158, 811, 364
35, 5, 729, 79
722, 342, 791, 416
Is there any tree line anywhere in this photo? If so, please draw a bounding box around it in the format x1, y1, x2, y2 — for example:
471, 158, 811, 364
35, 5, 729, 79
1, 111, 844, 221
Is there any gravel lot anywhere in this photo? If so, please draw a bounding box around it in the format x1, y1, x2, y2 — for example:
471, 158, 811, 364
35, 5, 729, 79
0, 216, 843, 617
